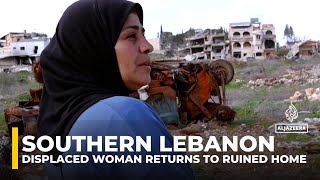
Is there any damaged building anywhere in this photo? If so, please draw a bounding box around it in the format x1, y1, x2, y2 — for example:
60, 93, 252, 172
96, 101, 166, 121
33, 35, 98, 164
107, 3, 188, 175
178, 29, 229, 60
229, 18, 277, 60
287, 40, 320, 59
0, 31, 50, 69
177, 18, 276, 61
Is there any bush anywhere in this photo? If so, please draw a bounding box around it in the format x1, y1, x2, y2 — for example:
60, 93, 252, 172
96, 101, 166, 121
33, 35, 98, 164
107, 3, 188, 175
277, 47, 290, 57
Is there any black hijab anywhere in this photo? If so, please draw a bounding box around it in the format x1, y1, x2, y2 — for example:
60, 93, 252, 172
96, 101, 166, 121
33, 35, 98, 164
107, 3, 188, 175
37, 0, 144, 140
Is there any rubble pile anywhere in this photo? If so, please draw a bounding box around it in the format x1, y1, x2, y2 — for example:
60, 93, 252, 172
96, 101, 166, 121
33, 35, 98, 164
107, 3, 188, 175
0, 65, 32, 73
289, 87, 320, 101
247, 65, 320, 88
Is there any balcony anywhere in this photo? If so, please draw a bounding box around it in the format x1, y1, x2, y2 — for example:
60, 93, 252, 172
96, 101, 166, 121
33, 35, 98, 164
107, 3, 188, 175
190, 44, 204, 48
263, 34, 276, 40
232, 47, 242, 52
212, 42, 226, 46
211, 33, 225, 37
231, 36, 253, 42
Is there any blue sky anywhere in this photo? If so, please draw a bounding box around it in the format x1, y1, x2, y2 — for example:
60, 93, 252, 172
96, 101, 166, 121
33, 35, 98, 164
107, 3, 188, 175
1, 0, 319, 45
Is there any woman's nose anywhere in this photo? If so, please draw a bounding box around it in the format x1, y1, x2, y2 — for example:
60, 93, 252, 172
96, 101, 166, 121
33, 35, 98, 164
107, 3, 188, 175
140, 38, 154, 54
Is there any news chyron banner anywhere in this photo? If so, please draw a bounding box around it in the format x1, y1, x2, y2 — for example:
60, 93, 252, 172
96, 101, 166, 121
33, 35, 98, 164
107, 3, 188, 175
3, 101, 318, 179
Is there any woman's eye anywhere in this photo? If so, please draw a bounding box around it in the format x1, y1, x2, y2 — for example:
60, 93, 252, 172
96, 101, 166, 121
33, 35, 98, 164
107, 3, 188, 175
127, 34, 137, 39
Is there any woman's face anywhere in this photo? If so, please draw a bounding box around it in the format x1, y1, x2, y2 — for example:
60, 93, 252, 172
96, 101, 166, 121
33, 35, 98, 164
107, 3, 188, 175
115, 12, 154, 91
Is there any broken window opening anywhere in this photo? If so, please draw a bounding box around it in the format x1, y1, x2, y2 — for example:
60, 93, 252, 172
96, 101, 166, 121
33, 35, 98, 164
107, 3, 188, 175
256, 35, 261, 40
233, 32, 240, 37
206, 53, 211, 59
233, 42, 241, 48
243, 42, 251, 48
20, 47, 25, 50
34, 46, 38, 54
233, 52, 241, 58
265, 40, 275, 49
191, 47, 204, 54
243, 31, 250, 36
256, 52, 262, 56
191, 39, 205, 46
266, 30, 272, 35
243, 53, 247, 57
213, 47, 223, 53
212, 38, 224, 44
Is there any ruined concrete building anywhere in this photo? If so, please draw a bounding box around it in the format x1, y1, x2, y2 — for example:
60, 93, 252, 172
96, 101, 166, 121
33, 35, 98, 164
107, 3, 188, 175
287, 40, 320, 59
178, 30, 229, 60
229, 18, 276, 60
0, 31, 50, 67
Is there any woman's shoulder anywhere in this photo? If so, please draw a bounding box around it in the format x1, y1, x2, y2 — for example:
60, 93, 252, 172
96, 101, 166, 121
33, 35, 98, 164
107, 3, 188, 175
78, 96, 160, 122
100, 96, 148, 108
70, 96, 166, 136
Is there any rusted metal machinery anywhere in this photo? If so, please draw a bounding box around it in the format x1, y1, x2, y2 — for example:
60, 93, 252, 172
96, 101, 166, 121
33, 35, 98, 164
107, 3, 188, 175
140, 59, 236, 127
4, 89, 41, 137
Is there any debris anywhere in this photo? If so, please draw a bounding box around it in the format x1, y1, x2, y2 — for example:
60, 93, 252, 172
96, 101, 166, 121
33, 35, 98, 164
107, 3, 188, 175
247, 65, 320, 88
289, 87, 320, 101
136, 59, 236, 126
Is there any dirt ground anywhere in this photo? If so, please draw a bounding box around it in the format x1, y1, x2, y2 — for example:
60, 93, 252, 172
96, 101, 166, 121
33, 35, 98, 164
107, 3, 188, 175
170, 120, 320, 180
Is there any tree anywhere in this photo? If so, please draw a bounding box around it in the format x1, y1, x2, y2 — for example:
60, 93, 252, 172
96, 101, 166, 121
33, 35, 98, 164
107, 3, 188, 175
284, 24, 296, 46
276, 42, 280, 50
289, 26, 294, 37
184, 28, 195, 38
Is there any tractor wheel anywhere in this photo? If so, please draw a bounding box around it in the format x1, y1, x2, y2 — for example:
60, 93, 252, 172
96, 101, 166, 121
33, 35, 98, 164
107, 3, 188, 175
208, 60, 234, 85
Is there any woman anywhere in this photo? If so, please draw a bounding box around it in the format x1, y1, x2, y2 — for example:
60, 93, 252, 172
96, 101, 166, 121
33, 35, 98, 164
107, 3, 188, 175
38, 0, 194, 179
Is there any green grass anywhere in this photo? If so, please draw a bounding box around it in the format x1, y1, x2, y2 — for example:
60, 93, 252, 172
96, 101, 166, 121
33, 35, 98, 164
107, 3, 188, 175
226, 81, 246, 90
0, 92, 32, 131
309, 111, 320, 118
227, 118, 274, 129
278, 133, 313, 143
227, 101, 260, 129
294, 101, 320, 113
16, 70, 32, 79
15, 93, 32, 101
233, 101, 259, 121
0, 114, 7, 131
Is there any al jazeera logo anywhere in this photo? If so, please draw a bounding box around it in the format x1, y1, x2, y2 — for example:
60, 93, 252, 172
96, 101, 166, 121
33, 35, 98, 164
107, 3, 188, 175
275, 102, 308, 133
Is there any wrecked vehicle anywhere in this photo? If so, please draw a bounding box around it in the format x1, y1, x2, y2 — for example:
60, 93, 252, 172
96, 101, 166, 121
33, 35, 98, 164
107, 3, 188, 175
3, 59, 235, 136
4, 89, 41, 137
133, 59, 236, 126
